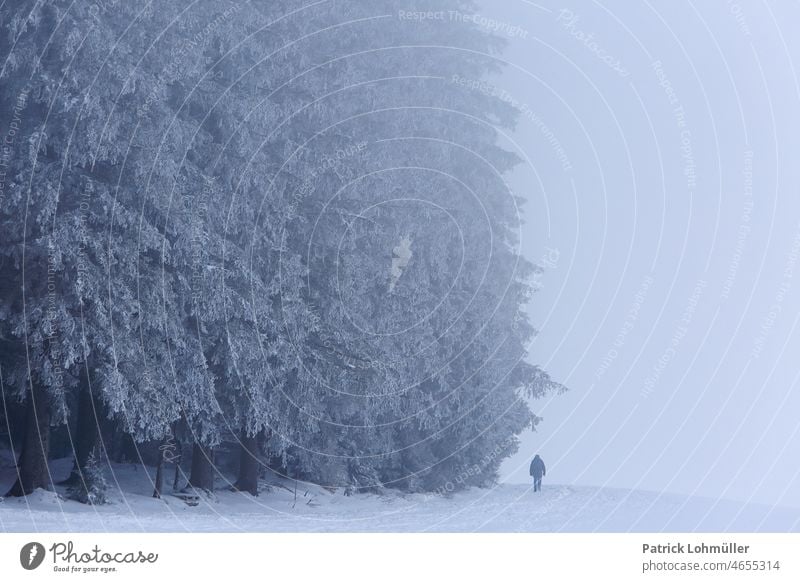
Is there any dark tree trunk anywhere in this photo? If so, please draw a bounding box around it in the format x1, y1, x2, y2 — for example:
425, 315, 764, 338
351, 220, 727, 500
172, 439, 183, 491
188, 442, 215, 492
153, 446, 165, 499
60, 384, 99, 486
233, 431, 262, 496
153, 459, 164, 498
5, 381, 52, 497
154, 426, 181, 498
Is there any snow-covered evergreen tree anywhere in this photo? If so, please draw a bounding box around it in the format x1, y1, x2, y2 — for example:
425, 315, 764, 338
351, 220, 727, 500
1, 0, 562, 498
66, 449, 107, 505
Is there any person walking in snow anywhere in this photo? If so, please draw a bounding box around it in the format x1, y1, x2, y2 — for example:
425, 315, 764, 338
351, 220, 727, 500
529, 454, 546, 492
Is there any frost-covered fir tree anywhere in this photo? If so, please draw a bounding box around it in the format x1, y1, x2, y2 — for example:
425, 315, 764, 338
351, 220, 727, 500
262, 0, 563, 492
1, 0, 562, 499
66, 449, 107, 505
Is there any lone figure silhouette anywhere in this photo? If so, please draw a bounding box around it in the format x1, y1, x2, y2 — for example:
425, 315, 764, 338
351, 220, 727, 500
529, 454, 546, 492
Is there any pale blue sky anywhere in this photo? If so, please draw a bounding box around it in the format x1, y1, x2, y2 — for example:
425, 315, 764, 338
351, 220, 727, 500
487, 1, 800, 509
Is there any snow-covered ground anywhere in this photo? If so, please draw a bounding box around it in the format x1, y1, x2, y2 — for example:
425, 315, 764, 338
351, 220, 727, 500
1, 456, 797, 532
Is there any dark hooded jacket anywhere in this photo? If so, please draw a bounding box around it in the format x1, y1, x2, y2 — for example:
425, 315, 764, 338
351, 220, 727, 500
529, 455, 546, 478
